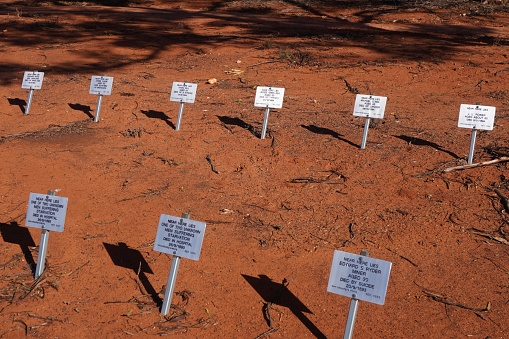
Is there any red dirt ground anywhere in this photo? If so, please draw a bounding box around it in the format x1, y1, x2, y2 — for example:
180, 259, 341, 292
1, 0, 509, 338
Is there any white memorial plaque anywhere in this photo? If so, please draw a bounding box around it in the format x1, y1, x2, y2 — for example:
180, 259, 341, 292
154, 214, 206, 261
458, 104, 496, 130
353, 94, 387, 119
21, 71, 44, 90
170, 82, 198, 103
327, 250, 392, 305
89, 75, 114, 95
254, 86, 285, 109
25, 192, 68, 232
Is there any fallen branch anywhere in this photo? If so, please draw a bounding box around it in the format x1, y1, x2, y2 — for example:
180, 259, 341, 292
443, 157, 509, 173
423, 289, 491, 312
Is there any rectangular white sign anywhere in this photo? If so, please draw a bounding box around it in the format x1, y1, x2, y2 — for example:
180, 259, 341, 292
170, 82, 198, 103
21, 71, 44, 90
327, 250, 392, 305
458, 104, 496, 130
254, 86, 285, 109
154, 214, 206, 261
25, 192, 68, 232
89, 75, 114, 95
353, 94, 387, 119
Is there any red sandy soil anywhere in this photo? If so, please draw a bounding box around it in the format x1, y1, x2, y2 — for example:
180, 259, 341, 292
1, 0, 509, 338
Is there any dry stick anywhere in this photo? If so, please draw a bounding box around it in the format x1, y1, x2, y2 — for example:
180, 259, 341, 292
0, 201, 25, 216
13, 319, 28, 335
263, 302, 274, 328
423, 289, 491, 312
205, 155, 220, 174
494, 189, 509, 213
341, 222, 356, 247
21, 272, 48, 300
246, 60, 282, 68
468, 229, 509, 245
254, 326, 280, 339
386, 247, 420, 269
482, 256, 509, 274
61, 260, 90, 277
443, 157, 509, 173
117, 184, 169, 202
290, 171, 346, 184
28, 313, 63, 323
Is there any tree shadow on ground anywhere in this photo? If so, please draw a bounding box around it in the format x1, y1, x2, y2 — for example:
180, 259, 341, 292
242, 274, 326, 338
0, 1, 503, 84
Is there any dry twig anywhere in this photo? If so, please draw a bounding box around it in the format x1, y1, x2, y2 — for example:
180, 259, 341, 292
205, 154, 220, 174
467, 228, 509, 245
290, 170, 346, 184
444, 157, 509, 173
423, 289, 491, 312
494, 189, 509, 213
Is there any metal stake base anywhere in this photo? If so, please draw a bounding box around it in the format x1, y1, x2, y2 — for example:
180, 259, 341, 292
261, 106, 270, 139
467, 129, 477, 165
175, 102, 185, 131
34, 190, 56, 280
25, 89, 34, 115
343, 250, 369, 339
94, 94, 103, 122
360, 117, 370, 149
160, 213, 190, 315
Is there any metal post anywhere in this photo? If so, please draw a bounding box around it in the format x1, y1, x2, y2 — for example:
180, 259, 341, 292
175, 102, 185, 131
161, 212, 190, 315
467, 129, 477, 165
261, 106, 270, 139
360, 117, 370, 149
34, 190, 56, 280
25, 88, 34, 115
94, 94, 103, 122
343, 250, 369, 339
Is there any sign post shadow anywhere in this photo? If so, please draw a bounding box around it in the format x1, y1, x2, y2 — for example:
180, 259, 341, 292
103, 242, 160, 306
0, 221, 37, 273
242, 274, 326, 338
